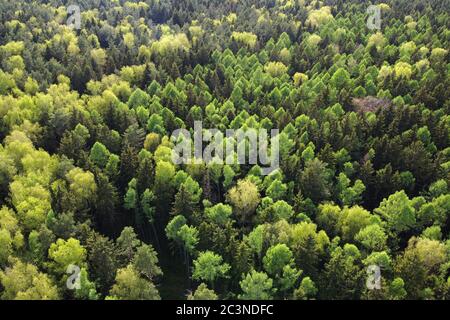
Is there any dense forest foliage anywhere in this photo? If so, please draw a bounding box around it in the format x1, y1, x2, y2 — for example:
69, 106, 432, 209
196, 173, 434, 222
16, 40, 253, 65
0, 0, 449, 300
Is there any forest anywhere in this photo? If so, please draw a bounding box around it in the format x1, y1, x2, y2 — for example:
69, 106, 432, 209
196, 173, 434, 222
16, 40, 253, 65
0, 0, 449, 300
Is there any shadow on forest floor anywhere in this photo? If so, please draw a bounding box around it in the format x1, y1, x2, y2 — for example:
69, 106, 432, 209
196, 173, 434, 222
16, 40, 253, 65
157, 238, 191, 300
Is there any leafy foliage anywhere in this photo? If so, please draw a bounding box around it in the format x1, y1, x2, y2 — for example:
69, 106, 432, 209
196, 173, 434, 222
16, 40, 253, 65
0, 0, 448, 301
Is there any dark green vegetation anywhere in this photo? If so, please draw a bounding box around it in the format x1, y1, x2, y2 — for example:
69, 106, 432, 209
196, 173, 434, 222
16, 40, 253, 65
0, 0, 449, 300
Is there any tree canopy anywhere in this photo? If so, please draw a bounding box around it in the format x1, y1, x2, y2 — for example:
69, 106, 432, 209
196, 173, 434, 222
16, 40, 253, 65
0, 0, 449, 301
